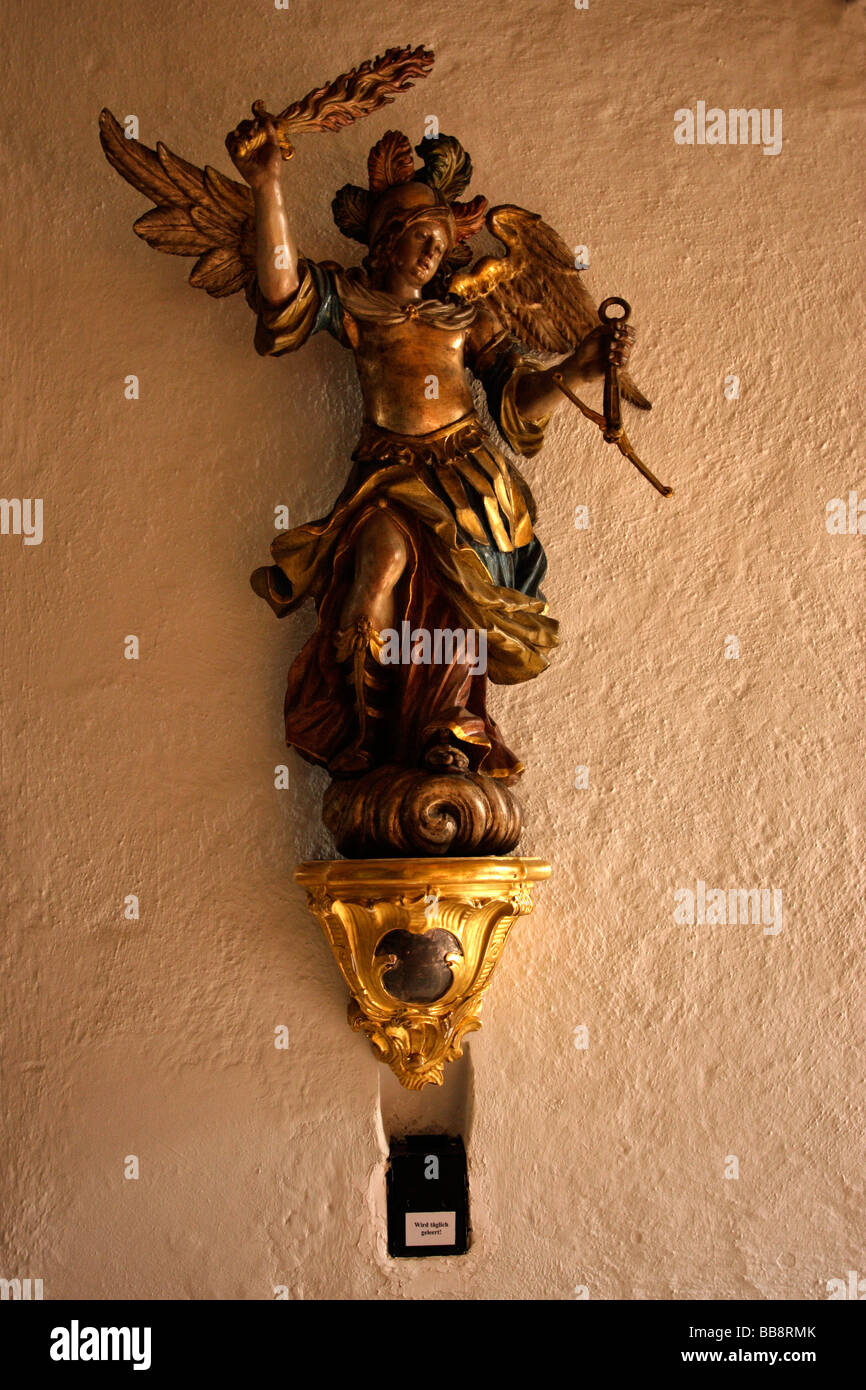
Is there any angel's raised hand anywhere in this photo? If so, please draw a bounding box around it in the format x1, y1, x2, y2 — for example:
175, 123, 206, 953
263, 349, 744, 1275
226, 111, 285, 189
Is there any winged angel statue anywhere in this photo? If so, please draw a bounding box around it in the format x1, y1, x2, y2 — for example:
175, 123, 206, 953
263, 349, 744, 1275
100, 47, 653, 850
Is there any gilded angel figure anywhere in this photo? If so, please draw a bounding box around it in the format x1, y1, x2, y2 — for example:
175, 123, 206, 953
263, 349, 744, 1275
99, 68, 650, 807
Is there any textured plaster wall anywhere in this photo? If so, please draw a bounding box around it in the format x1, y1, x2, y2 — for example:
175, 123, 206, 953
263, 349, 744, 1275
2, 0, 863, 1300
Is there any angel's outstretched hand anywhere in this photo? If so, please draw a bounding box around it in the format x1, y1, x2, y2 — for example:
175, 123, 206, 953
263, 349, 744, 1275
516, 320, 639, 422
567, 321, 636, 380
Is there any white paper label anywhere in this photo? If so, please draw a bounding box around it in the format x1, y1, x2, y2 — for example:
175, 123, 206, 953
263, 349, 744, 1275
405, 1211, 456, 1246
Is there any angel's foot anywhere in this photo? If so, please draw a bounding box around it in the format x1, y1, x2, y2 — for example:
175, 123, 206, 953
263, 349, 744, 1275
329, 744, 376, 778
334, 615, 385, 666
330, 616, 390, 776
422, 729, 471, 773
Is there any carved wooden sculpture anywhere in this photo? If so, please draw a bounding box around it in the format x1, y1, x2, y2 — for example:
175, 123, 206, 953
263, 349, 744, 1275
100, 45, 664, 1085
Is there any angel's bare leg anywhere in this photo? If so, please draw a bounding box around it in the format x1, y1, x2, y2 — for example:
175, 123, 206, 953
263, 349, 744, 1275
331, 509, 470, 774
328, 510, 408, 774
338, 509, 407, 634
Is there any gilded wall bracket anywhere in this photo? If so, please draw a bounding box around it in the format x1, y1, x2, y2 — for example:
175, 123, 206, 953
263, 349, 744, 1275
296, 857, 550, 1089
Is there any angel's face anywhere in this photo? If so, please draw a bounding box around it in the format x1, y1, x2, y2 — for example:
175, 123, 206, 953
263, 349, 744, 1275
388, 219, 448, 289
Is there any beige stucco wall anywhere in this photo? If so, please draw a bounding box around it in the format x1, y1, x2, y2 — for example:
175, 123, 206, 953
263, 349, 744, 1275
2, 0, 863, 1300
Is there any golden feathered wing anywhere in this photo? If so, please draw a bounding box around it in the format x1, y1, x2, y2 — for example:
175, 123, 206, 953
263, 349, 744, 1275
449, 205, 651, 410
99, 109, 259, 304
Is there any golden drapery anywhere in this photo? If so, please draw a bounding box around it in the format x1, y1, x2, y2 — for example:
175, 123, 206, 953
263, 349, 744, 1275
250, 264, 560, 777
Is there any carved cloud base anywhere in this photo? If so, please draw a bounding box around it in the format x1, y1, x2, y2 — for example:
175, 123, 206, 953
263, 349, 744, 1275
296, 857, 550, 1089
323, 765, 522, 858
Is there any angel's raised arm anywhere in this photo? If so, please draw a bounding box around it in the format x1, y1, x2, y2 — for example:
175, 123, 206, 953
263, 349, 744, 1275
99, 109, 346, 361
226, 113, 299, 307
224, 113, 348, 359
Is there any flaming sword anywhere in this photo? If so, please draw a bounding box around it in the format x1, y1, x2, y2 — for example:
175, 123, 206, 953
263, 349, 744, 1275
225, 44, 435, 164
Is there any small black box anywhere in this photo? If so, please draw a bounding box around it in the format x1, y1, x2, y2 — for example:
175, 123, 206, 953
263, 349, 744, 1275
386, 1135, 470, 1258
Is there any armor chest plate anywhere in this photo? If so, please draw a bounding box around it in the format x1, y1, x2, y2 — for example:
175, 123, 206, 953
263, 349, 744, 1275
349, 316, 474, 435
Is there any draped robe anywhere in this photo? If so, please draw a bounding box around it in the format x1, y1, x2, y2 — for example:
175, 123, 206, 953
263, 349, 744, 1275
250, 260, 560, 779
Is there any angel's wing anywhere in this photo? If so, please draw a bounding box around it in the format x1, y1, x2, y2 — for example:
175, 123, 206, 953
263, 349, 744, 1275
450, 204, 651, 410
99, 109, 257, 304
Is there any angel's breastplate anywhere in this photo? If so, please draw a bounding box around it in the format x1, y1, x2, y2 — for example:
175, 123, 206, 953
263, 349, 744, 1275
347, 315, 475, 437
